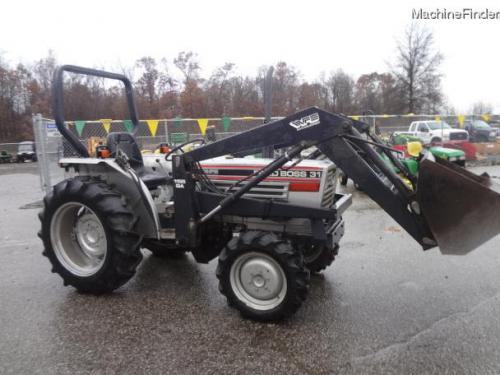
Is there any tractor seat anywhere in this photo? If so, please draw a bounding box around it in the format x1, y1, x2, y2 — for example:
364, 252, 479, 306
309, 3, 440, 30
106, 132, 144, 168
106, 132, 171, 189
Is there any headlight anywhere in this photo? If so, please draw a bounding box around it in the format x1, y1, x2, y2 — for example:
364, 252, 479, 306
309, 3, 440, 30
459, 156, 466, 160
449, 157, 457, 161
490, 131, 496, 137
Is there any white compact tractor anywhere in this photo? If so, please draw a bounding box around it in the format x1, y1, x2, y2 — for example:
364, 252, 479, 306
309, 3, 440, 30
38, 66, 500, 321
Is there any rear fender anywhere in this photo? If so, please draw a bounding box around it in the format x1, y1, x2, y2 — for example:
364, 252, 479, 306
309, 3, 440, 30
59, 158, 160, 239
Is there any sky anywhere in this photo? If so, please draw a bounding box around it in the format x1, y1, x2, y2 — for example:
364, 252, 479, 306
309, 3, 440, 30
1, 0, 500, 113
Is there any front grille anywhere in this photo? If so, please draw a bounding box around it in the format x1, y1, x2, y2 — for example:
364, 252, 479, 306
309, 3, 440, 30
210, 180, 289, 200
449, 132, 468, 141
321, 166, 337, 208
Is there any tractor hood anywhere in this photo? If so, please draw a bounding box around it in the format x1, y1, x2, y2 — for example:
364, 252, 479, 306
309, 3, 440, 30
200, 155, 332, 169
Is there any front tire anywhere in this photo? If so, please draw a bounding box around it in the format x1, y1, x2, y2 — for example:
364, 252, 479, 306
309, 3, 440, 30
39, 177, 143, 294
216, 231, 309, 321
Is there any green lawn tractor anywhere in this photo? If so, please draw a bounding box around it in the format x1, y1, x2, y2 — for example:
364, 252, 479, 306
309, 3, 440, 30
390, 133, 466, 167
0, 150, 12, 163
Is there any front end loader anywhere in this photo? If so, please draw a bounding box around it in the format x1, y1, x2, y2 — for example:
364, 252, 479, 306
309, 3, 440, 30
38, 65, 500, 321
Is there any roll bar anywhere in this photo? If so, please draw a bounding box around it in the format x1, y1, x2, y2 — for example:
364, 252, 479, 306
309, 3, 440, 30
52, 65, 140, 157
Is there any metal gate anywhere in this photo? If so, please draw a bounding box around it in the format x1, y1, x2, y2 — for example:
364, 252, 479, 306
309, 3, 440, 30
32, 114, 65, 194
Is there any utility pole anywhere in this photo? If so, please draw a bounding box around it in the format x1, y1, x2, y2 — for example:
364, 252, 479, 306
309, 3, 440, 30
262, 66, 274, 158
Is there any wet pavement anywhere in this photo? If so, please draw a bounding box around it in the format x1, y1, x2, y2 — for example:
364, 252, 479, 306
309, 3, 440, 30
1, 162, 500, 374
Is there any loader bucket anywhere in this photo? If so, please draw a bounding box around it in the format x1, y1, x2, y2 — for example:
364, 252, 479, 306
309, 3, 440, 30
417, 157, 500, 255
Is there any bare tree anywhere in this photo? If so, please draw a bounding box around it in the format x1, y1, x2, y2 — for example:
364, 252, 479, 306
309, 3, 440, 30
135, 57, 160, 105
354, 72, 403, 114
174, 51, 201, 84
0, 60, 34, 140
297, 82, 325, 110
31, 51, 57, 115
205, 63, 235, 116
470, 101, 493, 115
0, 45, 459, 142
268, 62, 300, 115
174, 51, 206, 117
392, 24, 443, 113
134, 57, 177, 118
230, 75, 261, 116
325, 69, 355, 114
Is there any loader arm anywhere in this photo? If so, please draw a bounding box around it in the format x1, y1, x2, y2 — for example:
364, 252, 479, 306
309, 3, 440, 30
175, 106, 500, 254
174, 107, 436, 250
48, 63, 500, 255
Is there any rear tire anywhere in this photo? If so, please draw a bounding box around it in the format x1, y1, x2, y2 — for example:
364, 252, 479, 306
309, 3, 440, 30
216, 231, 309, 321
39, 177, 143, 294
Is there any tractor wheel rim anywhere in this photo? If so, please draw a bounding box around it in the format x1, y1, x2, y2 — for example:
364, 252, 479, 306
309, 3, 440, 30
230, 252, 287, 311
51, 202, 107, 277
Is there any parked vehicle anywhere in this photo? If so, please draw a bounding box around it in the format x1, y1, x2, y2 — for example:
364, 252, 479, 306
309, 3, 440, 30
16, 141, 37, 162
464, 120, 497, 142
341, 134, 467, 188
438, 140, 477, 161
0, 150, 12, 163
397, 121, 469, 144
428, 147, 466, 166
390, 133, 466, 166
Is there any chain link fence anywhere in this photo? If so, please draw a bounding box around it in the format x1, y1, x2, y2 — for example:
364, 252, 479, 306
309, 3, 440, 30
0, 142, 21, 155
32, 115, 265, 193
30, 113, 500, 193
58, 118, 262, 158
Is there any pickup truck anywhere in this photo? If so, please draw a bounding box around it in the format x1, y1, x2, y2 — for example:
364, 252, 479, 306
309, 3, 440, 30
16, 141, 37, 163
396, 120, 469, 144
463, 120, 497, 142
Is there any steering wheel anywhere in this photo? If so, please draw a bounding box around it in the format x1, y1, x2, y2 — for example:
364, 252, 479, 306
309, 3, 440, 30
165, 138, 206, 160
